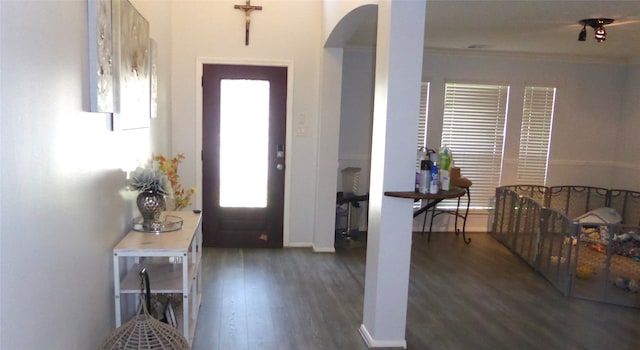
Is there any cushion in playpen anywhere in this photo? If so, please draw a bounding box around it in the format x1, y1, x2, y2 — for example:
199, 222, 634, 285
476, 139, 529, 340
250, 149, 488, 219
574, 207, 622, 224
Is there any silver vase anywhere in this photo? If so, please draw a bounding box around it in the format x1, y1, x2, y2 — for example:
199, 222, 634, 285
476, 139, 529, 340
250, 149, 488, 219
136, 190, 166, 230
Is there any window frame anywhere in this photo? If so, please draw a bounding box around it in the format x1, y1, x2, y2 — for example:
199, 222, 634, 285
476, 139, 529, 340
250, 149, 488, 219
516, 86, 556, 186
440, 82, 510, 210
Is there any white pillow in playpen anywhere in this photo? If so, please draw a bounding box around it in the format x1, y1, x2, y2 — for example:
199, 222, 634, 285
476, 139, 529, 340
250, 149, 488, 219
574, 207, 622, 224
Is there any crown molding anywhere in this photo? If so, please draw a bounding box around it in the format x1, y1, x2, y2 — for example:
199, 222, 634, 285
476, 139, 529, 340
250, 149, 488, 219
423, 47, 633, 66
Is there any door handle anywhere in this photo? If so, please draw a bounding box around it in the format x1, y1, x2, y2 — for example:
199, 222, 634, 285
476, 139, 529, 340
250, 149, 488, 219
276, 144, 285, 158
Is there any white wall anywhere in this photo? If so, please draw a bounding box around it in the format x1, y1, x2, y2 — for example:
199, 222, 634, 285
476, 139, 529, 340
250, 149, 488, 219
317, 2, 378, 250
0, 0, 172, 348
135, 0, 173, 157
615, 63, 640, 190
337, 48, 375, 230
2, 0, 635, 347
339, 49, 635, 231
169, 0, 323, 247
0, 2, 350, 345
422, 51, 627, 189
322, 0, 375, 44
339, 48, 375, 193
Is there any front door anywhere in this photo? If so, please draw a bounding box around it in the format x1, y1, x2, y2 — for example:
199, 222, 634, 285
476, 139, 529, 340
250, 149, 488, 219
202, 64, 287, 248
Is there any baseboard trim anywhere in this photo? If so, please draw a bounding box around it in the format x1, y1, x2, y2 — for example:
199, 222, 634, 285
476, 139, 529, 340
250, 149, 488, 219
359, 324, 407, 349
284, 242, 335, 253
312, 245, 336, 253
285, 242, 313, 248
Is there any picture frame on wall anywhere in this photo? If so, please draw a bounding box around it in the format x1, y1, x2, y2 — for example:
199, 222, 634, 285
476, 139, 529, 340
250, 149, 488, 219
150, 38, 158, 119
111, 0, 151, 130
88, 0, 115, 113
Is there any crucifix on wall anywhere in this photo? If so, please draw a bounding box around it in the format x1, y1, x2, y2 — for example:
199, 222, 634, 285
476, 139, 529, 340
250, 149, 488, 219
234, 0, 262, 45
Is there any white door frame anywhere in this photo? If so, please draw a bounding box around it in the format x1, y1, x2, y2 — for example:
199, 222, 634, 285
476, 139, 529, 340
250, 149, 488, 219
195, 57, 294, 246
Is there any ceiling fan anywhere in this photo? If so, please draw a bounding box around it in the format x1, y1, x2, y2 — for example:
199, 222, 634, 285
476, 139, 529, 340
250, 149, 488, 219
560, 16, 640, 43
578, 18, 614, 42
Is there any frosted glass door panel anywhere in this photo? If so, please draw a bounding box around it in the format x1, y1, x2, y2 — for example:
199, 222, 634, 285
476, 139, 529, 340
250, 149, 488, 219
219, 79, 270, 208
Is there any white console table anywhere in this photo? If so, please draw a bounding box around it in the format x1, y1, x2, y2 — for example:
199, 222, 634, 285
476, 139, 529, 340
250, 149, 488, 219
112, 211, 202, 345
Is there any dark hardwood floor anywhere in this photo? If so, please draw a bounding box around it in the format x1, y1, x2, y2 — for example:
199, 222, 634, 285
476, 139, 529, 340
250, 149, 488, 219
192, 232, 640, 350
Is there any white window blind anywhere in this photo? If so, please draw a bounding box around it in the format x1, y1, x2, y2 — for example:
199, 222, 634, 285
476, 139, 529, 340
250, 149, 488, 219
416, 82, 430, 169
517, 86, 556, 185
417, 82, 430, 151
441, 82, 509, 209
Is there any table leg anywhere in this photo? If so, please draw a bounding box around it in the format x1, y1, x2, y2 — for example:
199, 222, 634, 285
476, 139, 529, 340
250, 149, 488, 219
427, 202, 438, 243
458, 187, 471, 244
420, 200, 429, 237
419, 199, 443, 243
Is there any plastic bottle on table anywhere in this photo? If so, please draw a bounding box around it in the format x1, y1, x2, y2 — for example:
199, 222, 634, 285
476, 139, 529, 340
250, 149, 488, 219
429, 161, 439, 194
419, 160, 429, 194
439, 146, 452, 190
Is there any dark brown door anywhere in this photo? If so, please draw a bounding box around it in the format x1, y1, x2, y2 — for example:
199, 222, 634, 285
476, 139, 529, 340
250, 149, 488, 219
202, 64, 287, 248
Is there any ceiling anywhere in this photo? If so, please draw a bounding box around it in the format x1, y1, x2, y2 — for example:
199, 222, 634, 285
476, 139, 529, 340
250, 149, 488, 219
347, 0, 640, 63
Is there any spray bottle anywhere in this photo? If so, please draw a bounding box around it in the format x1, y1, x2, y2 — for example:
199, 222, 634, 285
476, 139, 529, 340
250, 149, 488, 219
428, 149, 439, 194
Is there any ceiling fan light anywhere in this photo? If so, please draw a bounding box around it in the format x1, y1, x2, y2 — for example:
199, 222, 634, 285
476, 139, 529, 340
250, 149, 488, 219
578, 18, 613, 43
595, 26, 606, 42
578, 26, 587, 41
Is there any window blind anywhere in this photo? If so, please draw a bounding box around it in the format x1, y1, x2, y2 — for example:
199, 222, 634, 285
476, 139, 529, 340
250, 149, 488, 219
441, 83, 509, 209
416, 82, 430, 170
517, 86, 556, 185
417, 82, 430, 150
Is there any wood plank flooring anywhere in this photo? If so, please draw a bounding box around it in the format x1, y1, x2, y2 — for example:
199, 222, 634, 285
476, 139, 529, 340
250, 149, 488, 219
192, 232, 640, 350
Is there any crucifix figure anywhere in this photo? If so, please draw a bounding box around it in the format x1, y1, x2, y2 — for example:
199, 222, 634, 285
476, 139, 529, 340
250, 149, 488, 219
234, 0, 262, 45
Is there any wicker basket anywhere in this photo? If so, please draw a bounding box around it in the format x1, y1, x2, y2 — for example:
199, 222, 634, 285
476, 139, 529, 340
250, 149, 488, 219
100, 269, 190, 349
